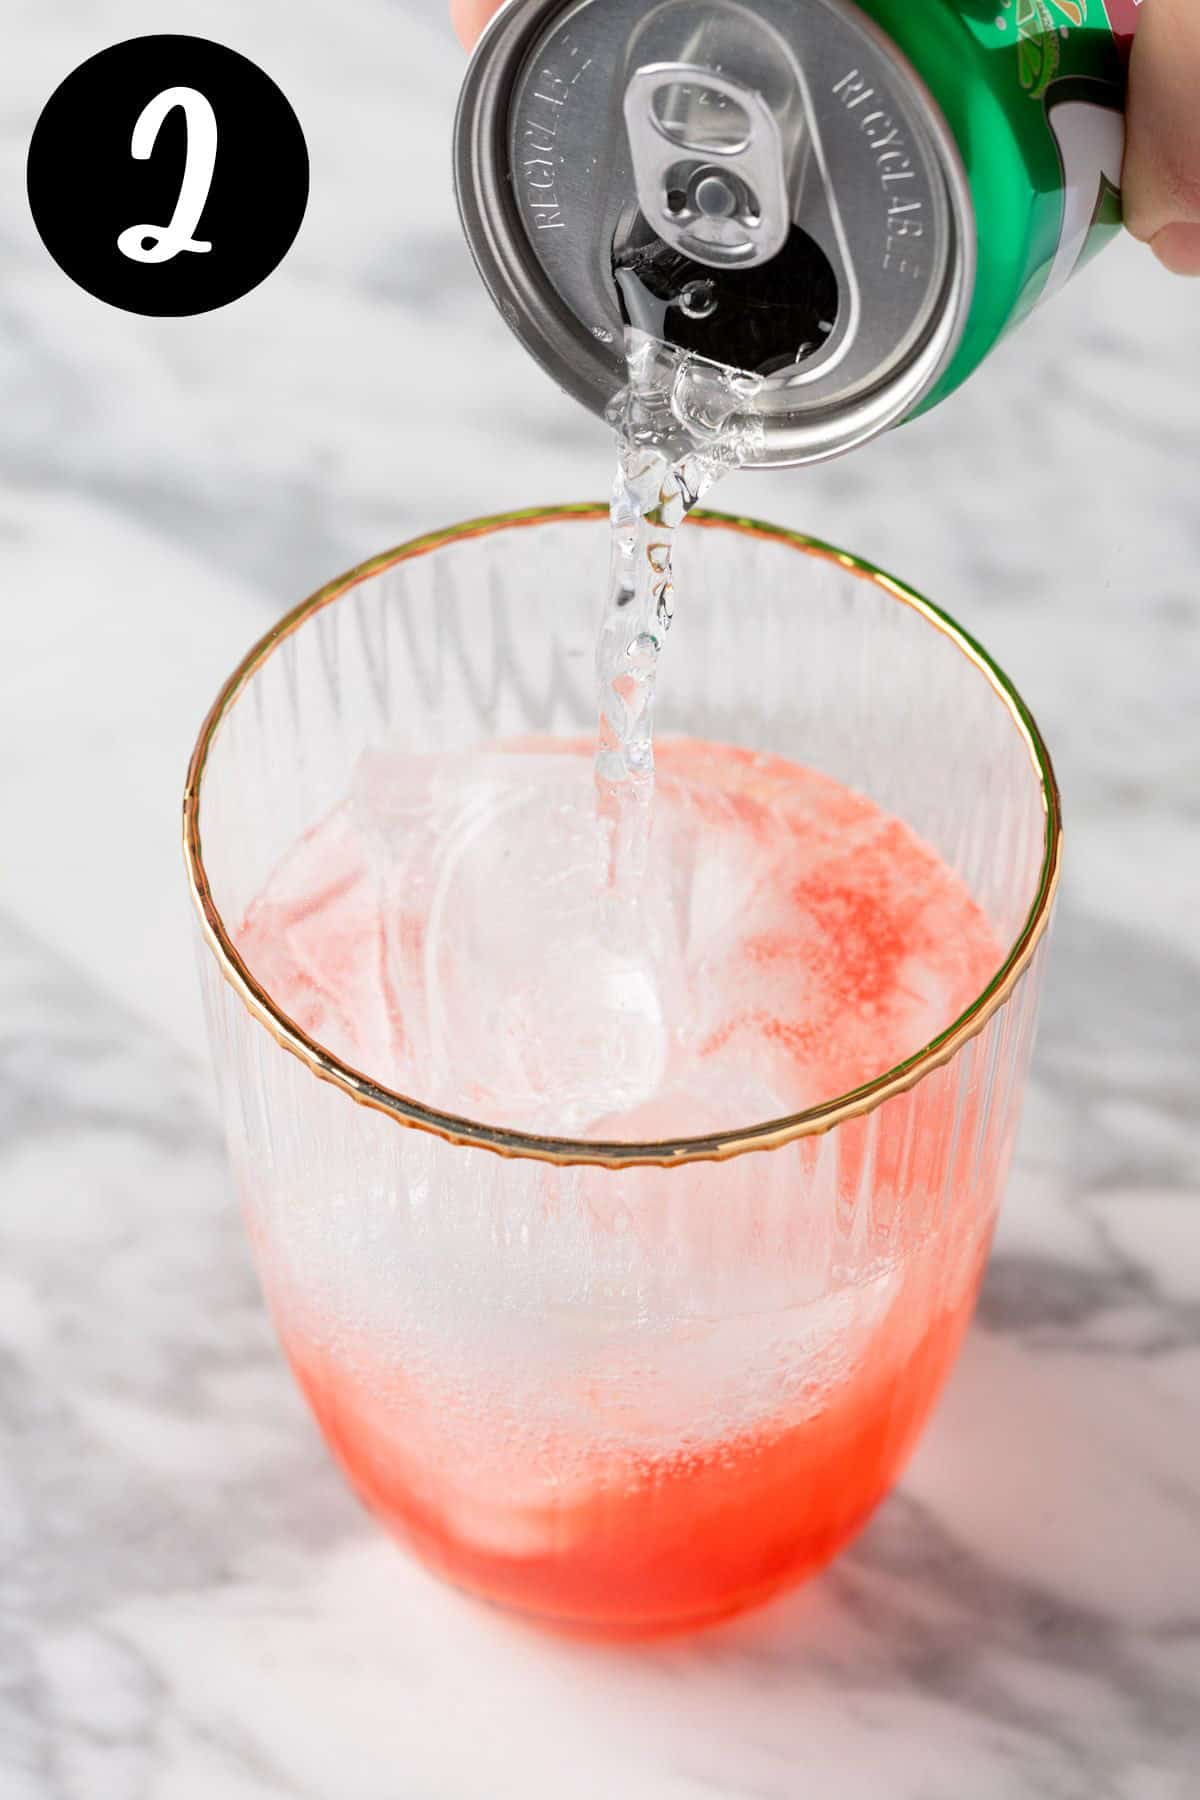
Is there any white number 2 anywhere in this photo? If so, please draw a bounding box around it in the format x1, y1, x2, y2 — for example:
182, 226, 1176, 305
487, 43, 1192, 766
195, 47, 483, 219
1041, 95, 1126, 308
117, 86, 217, 265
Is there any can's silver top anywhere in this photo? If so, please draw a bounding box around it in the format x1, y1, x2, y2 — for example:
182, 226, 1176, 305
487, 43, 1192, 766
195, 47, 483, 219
455, 0, 976, 467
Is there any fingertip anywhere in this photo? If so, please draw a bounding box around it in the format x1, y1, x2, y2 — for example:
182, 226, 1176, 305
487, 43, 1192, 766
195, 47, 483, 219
450, 0, 497, 51
1149, 221, 1200, 277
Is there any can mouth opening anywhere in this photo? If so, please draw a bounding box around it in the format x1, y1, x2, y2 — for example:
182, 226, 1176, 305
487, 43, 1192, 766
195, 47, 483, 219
454, 0, 978, 468
613, 212, 842, 378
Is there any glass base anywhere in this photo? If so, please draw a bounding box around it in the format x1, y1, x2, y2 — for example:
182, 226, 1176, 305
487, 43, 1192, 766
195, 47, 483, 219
285, 1285, 979, 1641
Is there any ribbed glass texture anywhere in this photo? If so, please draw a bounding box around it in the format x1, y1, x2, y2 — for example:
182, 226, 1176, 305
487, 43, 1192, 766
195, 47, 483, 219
191, 511, 1056, 1637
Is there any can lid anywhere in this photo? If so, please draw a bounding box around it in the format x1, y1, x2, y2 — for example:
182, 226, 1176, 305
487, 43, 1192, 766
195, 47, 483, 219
455, 0, 976, 468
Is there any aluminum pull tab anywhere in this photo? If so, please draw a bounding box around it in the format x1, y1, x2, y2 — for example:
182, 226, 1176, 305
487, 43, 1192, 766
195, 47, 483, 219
623, 64, 794, 271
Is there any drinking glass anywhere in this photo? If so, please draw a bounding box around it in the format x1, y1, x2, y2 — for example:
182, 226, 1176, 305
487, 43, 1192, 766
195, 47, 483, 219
185, 506, 1060, 1638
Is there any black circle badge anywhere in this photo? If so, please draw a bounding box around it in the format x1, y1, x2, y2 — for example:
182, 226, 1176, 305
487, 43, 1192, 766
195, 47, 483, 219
27, 36, 309, 317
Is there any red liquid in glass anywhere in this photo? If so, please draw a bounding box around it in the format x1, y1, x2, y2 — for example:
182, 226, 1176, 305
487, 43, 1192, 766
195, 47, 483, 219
239, 738, 1001, 1634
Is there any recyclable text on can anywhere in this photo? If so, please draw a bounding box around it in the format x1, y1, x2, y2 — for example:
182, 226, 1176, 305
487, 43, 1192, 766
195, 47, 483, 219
454, 0, 1141, 466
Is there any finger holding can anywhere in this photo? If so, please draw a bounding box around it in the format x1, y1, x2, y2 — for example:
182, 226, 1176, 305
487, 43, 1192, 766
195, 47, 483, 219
451, 0, 505, 50
1124, 0, 1200, 276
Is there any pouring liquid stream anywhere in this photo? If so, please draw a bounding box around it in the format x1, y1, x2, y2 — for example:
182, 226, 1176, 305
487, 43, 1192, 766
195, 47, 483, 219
595, 330, 764, 913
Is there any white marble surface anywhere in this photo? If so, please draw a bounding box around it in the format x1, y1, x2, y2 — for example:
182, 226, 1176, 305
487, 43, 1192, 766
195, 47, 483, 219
3, 2, 1199, 1795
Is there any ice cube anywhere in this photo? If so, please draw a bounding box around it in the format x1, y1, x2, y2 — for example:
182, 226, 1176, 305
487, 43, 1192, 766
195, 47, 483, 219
353, 746, 676, 1133
236, 808, 402, 1078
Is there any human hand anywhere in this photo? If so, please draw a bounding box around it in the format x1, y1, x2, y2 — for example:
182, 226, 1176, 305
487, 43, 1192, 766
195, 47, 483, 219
451, 0, 1200, 276
450, 0, 504, 51
1126, 0, 1200, 274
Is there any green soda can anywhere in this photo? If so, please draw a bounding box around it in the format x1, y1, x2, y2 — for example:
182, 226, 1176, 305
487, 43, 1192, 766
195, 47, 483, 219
454, 0, 1142, 464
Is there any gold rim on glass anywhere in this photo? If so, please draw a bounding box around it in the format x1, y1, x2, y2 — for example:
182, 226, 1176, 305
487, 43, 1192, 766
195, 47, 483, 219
184, 505, 1062, 1170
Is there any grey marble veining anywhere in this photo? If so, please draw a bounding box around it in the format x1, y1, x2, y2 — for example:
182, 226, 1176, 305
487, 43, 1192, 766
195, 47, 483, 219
2, 1, 1198, 1794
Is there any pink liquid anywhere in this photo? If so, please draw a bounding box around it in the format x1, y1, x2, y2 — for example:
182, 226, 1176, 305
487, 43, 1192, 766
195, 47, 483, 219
238, 738, 1002, 1634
